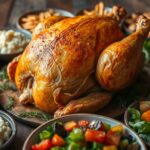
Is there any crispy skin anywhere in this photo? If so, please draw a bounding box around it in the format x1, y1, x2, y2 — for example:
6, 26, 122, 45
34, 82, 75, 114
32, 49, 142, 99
7, 55, 21, 82
32, 16, 67, 37
10, 15, 124, 113
54, 92, 112, 118
96, 17, 150, 91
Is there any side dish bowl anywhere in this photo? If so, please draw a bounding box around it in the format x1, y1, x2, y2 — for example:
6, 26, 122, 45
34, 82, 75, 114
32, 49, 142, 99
23, 114, 146, 150
0, 110, 16, 150
0, 29, 31, 62
124, 101, 150, 147
17, 8, 74, 33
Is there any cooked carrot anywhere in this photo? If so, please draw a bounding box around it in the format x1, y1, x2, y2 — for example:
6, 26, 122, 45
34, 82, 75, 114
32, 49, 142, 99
141, 109, 150, 122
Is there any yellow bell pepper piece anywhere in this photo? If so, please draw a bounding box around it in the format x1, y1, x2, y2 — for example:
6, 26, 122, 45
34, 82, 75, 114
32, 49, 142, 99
110, 125, 123, 133
103, 145, 118, 150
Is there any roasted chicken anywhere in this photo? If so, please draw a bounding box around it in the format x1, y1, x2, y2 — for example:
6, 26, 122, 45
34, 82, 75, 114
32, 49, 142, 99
10, 5, 150, 117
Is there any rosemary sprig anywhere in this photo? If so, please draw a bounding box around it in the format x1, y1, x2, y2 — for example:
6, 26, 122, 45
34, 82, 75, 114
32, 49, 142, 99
4, 96, 15, 110
18, 111, 50, 121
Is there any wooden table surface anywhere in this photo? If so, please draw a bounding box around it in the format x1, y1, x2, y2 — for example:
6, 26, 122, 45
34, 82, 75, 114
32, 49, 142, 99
0, 0, 150, 149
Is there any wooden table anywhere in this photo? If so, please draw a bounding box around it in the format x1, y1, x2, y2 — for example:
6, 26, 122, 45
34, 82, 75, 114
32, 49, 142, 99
1, 0, 150, 149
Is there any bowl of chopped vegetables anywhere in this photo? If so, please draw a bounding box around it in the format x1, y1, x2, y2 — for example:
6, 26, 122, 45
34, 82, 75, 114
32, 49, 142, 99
124, 100, 150, 146
23, 114, 146, 150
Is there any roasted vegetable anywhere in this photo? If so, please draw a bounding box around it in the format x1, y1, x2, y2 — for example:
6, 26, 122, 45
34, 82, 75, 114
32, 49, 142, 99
141, 109, 150, 122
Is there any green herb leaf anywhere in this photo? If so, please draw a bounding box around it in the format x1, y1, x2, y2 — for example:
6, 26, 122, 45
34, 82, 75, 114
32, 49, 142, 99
39, 130, 54, 141
0, 67, 8, 81
131, 121, 150, 134
143, 39, 150, 63
128, 108, 141, 122
4, 96, 15, 110
139, 134, 150, 144
18, 111, 50, 121
0, 82, 16, 92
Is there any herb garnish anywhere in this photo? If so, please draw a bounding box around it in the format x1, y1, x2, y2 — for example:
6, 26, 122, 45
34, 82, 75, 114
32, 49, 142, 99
0, 82, 16, 92
0, 67, 8, 81
18, 111, 50, 121
4, 96, 15, 110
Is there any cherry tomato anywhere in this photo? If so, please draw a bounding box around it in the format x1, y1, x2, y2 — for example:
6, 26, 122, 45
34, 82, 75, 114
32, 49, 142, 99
32, 139, 52, 150
85, 129, 106, 143
52, 134, 65, 146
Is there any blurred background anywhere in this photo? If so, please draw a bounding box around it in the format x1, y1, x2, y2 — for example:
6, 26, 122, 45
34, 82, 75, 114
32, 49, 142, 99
0, 0, 149, 28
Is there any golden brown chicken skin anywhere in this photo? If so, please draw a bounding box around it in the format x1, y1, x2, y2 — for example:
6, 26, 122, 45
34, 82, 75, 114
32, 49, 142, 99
54, 92, 112, 118
9, 15, 124, 114
96, 16, 150, 91
32, 16, 68, 37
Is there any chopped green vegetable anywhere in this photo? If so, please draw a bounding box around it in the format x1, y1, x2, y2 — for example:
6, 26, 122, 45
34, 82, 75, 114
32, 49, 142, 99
103, 122, 111, 131
68, 128, 83, 142
128, 108, 141, 123
139, 134, 150, 144
51, 146, 66, 150
39, 130, 53, 141
119, 139, 129, 150
130, 121, 150, 134
128, 107, 150, 144
127, 142, 140, 150
67, 142, 81, 150
3, 96, 15, 110
92, 142, 103, 150
18, 111, 50, 121
143, 39, 150, 62
46, 125, 53, 133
